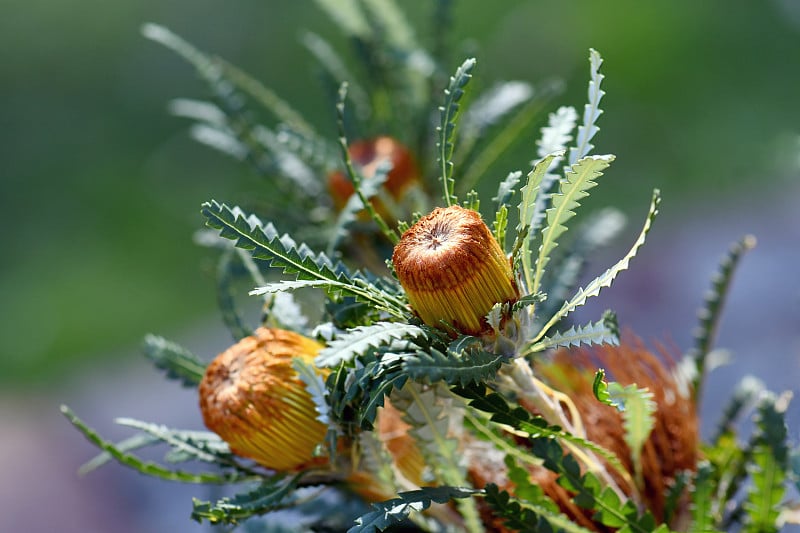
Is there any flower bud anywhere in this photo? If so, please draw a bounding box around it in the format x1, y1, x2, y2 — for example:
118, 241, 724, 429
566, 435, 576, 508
328, 136, 420, 212
392, 205, 519, 335
198, 327, 328, 472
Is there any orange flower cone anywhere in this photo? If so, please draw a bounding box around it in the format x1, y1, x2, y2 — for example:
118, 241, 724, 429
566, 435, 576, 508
328, 136, 420, 215
198, 327, 329, 472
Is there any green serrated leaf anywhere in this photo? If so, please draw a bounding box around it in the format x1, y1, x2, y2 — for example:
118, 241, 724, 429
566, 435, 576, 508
316, 322, 427, 367
607, 383, 657, 488
79, 433, 160, 475
568, 49, 605, 165
663, 470, 691, 526
62, 406, 252, 484
534, 208, 627, 323
192, 474, 303, 524
493, 170, 523, 209
349, 486, 480, 533
292, 358, 330, 425
454, 384, 629, 492
537, 105, 578, 160
201, 201, 408, 319
743, 392, 791, 533
712, 375, 765, 444
493, 204, 509, 251
689, 234, 756, 400
402, 346, 505, 386
483, 482, 597, 533
530, 153, 614, 296
437, 57, 476, 206
329, 157, 391, 255
532, 189, 660, 345
142, 334, 206, 387
690, 461, 720, 533
514, 150, 564, 289
524, 311, 619, 355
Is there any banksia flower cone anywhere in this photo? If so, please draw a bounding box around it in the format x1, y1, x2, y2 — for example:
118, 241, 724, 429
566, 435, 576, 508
328, 136, 420, 212
392, 205, 518, 335
198, 327, 329, 472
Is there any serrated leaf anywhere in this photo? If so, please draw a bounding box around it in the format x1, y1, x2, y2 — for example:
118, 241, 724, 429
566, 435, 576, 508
113, 418, 235, 465
437, 57, 476, 206
690, 461, 720, 533
61, 406, 251, 484
537, 105, 578, 160
292, 358, 330, 425
535, 207, 626, 321
743, 392, 791, 533
532, 189, 660, 344
349, 486, 479, 532
663, 470, 691, 526
568, 49, 605, 166
201, 201, 407, 319
483, 482, 597, 533
335, 83, 400, 244
513, 151, 563, 289
454, 384, 629, 490
142, 334, 206, 387
689, 234, 756, 400
493, 170, 523, 209
524, 311, 619, 354
316, 322, 427, 367
608, 383, 657, 486
530, 154, 614, 295
711, 375, 764, 444
79, 433, 159, 475
192, 474, 303, 524
402, 346, 504, 386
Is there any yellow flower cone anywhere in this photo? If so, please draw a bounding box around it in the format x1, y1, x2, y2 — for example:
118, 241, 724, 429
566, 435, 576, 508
392, 205, 519, 335
198, 327, 329, 472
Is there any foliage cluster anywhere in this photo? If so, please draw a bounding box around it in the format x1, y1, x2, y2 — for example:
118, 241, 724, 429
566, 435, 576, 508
64, 2, 798, 531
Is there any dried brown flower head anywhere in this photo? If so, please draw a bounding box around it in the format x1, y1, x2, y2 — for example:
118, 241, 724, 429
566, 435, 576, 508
469, 336, 699, 531
392, 205, 519, 335
198, 327, 329, 472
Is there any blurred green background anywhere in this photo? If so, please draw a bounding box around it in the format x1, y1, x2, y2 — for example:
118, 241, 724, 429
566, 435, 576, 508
2, 0, 798, 385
